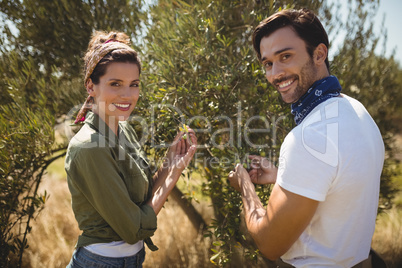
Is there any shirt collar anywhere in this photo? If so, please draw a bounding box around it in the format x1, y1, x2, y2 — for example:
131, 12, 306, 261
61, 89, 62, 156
84, 111, 120, 142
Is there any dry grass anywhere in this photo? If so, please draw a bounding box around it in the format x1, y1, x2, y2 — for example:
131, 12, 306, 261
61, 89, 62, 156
372, 208, 402, 268
142, 202, 213, 268
20, 155, 402, 268
372, 137, 402, 268
22, 157, 216, 268
21, 174, 79, 268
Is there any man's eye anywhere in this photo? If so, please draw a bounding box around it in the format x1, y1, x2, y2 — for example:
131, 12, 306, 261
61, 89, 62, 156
264, 62, 272, 69
282, 54, 290, 60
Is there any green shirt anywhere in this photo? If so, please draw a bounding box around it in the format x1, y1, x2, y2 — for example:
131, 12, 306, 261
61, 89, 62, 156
65, 112, 157, 248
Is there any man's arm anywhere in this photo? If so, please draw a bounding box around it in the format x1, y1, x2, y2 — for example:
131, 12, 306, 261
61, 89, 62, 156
229, 164, 319, 260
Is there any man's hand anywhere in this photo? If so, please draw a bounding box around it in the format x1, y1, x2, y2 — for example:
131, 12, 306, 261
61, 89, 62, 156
248, 155, 278, 185
228, 163, 252, 192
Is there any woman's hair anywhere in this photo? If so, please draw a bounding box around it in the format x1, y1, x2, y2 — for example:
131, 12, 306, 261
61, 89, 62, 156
252, 8, 330, 71
83, 31, 141, 84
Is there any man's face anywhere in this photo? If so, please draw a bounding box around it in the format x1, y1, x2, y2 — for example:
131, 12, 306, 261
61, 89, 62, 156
260, 26, 318, 104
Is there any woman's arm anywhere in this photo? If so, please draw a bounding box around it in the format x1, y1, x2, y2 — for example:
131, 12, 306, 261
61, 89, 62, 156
147, 128, 197, 215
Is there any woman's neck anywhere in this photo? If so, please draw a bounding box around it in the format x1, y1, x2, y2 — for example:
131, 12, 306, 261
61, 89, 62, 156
93, 110, 119, 135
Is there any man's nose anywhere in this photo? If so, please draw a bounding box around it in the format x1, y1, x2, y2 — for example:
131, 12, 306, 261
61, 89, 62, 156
270, 63, 285, 82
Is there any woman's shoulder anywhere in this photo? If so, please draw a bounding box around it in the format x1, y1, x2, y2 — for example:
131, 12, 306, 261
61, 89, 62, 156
67, 124, 110, 156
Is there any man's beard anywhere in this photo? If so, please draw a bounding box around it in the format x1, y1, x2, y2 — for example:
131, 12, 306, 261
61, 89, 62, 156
274, 57, 317, 104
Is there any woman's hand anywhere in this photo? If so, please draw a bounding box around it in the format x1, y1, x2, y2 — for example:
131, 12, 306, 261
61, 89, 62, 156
247, 155, 278, 185
165, 126, 197, 176
152, 126, 197, 191
148, 126, 197, 215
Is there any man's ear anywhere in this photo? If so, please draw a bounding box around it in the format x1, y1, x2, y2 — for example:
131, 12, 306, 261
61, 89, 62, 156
313, 43, 328, 66
86, 79, 96, 97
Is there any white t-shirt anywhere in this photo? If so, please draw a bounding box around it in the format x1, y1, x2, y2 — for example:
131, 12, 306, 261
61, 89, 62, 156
85, 240, 143, 257
277, 95, 384, 268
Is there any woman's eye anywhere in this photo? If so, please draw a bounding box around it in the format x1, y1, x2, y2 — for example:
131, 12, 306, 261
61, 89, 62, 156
130, 83, 139, 87
111, 82, 120, 87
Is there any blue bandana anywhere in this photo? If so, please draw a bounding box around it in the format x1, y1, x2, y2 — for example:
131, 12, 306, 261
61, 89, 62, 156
291, 75, 342, 125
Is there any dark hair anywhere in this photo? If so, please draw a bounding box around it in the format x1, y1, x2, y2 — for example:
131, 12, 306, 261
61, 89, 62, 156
252, 8, 330, 71
84, 31, 141, 84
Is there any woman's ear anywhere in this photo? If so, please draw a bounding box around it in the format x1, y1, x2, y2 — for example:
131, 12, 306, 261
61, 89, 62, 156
86, 79, 96, 97
313, 43, 328, 66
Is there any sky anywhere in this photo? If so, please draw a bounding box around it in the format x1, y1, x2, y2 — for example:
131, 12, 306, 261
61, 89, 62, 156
376, 0, 402, 64
2, 1, 401, 66
330, 0, 402, 66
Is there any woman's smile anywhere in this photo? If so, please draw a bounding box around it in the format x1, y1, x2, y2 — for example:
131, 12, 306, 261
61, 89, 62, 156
112, 102, 131, 111
88, 62, 140, 132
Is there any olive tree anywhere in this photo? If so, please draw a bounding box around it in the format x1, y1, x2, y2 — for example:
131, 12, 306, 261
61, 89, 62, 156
139, 0, 401, 265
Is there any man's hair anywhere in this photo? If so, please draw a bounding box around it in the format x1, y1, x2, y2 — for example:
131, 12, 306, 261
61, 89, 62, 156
252, 8, 330, 71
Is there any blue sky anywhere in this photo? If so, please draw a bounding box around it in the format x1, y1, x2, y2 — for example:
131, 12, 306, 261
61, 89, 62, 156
329, 0, 401, 66
2, 1, 400, 66
376, 0, 401, 64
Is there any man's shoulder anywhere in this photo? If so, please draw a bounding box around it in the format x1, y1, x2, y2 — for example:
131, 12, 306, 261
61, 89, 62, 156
299, 94, 368, 128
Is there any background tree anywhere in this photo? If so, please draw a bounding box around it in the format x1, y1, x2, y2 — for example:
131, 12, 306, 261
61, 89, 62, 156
140, 0, 402, 265
0, 1, 144, 266
0, 52, 59, 267
331, 0, 402, 207
0, 0, 143, 116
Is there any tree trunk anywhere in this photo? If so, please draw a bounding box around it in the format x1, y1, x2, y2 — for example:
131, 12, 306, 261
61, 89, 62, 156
169, 186, 206, 232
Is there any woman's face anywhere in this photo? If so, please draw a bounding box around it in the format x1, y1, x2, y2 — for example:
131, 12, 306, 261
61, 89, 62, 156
87, 62, 140, 127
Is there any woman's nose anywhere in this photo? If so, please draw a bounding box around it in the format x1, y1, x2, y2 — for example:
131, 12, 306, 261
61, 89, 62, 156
120, 86, 132, 98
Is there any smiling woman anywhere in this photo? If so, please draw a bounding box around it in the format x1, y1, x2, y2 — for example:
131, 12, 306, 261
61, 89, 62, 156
73, 31, 142, 127
65, 31, 197, 268
87, 62, 140, 134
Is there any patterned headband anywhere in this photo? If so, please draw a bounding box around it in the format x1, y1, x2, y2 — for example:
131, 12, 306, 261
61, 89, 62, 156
84, 40, 134, 86
74, 40, 134, 124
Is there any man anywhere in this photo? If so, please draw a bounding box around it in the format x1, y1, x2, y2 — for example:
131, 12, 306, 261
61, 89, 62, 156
228, 8, 385, 267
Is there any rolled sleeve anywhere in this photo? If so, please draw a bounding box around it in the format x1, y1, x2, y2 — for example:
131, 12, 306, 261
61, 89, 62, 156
136, 204, 157, 240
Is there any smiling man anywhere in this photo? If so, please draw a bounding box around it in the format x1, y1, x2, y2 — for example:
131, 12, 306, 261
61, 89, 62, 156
228, 8, 385, 267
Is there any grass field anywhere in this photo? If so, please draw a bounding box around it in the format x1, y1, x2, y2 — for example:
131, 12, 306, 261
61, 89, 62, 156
20, 147, 402, 267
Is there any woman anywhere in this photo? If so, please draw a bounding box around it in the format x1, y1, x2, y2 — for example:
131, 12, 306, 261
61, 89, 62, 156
65, 31, 197, 267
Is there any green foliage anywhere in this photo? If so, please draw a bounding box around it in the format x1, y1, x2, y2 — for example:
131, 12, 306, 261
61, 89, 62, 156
0, 2, 145, 266
0, 55, 58, 267
0, 0, 144, 117
139, 0, 402, 265
139, 0, 305, 265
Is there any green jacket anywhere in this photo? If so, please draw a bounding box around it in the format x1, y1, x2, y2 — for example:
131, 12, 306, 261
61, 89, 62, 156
65, 112, 157, 249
